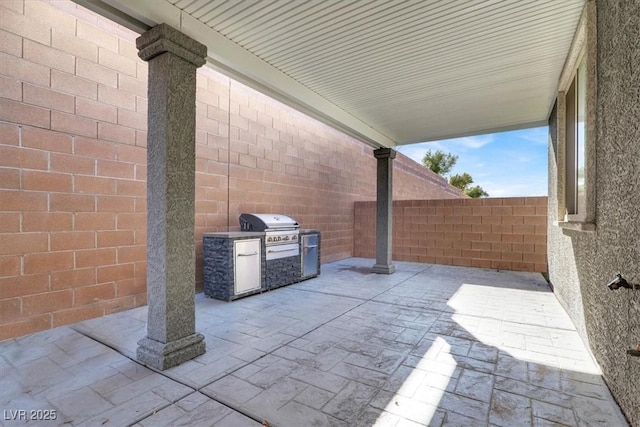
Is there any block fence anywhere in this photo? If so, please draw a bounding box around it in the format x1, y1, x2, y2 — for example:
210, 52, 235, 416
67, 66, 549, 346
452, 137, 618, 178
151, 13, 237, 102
354, 197, 548, 272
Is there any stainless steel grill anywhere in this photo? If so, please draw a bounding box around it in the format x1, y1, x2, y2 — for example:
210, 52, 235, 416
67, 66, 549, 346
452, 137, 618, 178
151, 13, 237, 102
239, 214, 299, 260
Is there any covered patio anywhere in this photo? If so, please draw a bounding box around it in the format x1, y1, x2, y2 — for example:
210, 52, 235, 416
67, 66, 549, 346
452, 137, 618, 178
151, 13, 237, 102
1, 258, 626, 426
65, 0, 587, 370
3, 0, 638, 424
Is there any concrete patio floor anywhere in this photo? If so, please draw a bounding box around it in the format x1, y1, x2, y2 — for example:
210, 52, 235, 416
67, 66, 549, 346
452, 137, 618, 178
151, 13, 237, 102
0, 258, 628, 426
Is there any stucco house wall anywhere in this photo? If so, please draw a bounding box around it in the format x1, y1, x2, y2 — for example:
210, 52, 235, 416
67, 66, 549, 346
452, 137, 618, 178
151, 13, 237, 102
0, 0, 463, 341
548, 0, 640, 424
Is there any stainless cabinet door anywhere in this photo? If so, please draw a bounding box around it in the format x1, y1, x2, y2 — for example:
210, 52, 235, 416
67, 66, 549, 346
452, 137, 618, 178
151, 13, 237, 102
234, 239, 261, 294
302, 234, 319, 278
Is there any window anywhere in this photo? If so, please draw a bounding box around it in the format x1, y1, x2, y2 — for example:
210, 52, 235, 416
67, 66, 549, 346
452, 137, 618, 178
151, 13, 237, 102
565, 56, 586, 219
556, 1, 595, 233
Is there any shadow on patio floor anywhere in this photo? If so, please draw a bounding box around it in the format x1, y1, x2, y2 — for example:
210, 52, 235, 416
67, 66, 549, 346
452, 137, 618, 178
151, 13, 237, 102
0, 258, 628, 426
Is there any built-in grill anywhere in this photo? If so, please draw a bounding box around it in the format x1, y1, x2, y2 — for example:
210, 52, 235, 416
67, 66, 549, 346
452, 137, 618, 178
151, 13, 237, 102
202, 215, 318, 300
239, 213, 301, 289
239, 213, 300, 260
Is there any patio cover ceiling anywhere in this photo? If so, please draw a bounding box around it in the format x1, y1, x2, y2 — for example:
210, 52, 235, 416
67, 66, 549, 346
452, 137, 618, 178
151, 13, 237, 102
78, 0, 586, 148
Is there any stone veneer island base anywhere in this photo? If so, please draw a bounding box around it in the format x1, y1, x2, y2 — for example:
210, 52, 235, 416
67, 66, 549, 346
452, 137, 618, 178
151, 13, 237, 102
204, 230, 321, 301
203, 232, 266, 301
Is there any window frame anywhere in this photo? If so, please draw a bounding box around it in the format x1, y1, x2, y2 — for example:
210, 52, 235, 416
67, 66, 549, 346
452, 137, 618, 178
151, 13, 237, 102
555, 1, 596, 234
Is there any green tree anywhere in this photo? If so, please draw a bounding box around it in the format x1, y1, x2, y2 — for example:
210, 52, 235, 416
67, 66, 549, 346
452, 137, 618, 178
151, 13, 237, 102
422, 150, 490, 198
465, 185, 489, 198
448, 172, 489, 198
448, 172, 473, 190
422, 150, 458, 176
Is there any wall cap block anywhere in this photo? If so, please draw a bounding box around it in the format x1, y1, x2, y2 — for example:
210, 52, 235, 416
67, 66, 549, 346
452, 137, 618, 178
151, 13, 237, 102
374, 147, 396, 160
136, 23, 206, 66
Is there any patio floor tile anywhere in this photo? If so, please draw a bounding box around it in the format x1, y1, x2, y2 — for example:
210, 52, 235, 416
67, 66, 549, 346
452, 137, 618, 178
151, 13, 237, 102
0, 258, 629, 426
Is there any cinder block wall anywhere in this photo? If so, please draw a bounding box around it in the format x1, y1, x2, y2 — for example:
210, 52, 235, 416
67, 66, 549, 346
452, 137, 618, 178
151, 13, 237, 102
0, 0, 463, 340
0, 1, 151, 340
355, 197, 548, 272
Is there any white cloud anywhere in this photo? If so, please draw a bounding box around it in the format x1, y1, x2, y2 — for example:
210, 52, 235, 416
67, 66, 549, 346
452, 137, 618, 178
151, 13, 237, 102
482, 176, 548, 197
397, 135, 493, 165
397, 128, 549, 197
447, 135, 494, 149
514, 127, 548, 145
396, 145, 428, 164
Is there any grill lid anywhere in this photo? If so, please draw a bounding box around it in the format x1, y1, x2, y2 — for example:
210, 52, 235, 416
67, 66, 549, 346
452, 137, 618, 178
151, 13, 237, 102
240, 213, 299, 231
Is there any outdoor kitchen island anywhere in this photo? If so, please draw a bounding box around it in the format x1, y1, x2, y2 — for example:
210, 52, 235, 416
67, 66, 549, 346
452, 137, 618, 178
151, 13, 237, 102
203, 214, 320, 301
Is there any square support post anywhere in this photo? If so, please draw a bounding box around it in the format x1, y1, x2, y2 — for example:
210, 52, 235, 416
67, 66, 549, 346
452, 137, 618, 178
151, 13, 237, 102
372, 147, 396, 274
135, 24, 207, 370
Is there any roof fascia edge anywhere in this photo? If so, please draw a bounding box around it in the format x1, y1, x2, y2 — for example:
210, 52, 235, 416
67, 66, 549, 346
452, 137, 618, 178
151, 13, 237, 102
76, 0, 395, 149
397, 119, 549, 146
72, 0, 175, 32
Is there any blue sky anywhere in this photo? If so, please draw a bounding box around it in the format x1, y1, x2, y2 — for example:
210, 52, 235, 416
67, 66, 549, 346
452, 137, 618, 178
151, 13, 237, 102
396, 126, 549, 197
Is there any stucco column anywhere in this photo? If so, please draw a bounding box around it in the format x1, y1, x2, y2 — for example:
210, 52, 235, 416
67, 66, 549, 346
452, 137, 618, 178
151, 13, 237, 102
135, 24, 207, 370
372, 148, 396, 274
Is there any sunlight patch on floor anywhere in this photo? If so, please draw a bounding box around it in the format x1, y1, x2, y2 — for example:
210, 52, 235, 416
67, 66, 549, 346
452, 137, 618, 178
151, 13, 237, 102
377, 337, 456, 425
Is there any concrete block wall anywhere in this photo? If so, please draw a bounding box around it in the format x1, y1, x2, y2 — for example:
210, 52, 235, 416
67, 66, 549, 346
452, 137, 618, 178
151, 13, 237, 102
0, 0, 463, 340
354, 197, 548, 272
0, 1, 150, 340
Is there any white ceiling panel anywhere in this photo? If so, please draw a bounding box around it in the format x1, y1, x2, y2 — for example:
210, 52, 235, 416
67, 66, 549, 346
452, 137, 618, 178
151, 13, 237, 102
92, 0, 586, 147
